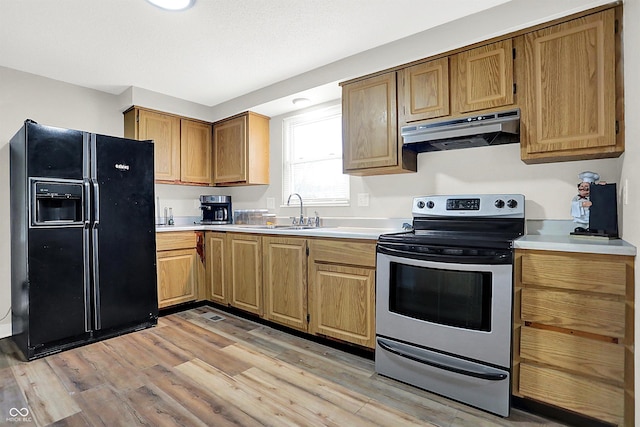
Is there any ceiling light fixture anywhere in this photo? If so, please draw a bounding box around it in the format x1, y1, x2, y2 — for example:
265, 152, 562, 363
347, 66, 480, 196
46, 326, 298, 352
146, 0, 195, 11
292, 98, 311, 107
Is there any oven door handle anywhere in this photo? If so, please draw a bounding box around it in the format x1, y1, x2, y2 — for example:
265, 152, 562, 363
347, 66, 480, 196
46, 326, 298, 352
377, 245, 509, 264
377, 337, 508, 381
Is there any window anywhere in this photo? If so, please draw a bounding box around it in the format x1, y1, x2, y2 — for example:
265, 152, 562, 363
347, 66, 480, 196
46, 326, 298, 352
282, 104, 349, 206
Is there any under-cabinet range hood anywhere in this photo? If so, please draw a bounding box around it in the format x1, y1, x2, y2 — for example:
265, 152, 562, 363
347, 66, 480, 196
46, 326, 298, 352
401, 109, 520, 152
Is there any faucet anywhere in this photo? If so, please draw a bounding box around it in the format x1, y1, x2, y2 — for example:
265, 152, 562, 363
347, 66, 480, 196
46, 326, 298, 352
287, 193, 304, 225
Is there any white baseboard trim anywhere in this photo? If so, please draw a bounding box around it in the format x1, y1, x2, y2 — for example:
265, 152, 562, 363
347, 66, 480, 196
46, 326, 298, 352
0, 323, 12, 339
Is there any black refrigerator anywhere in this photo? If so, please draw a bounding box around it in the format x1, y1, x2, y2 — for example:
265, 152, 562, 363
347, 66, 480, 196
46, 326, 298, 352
10, 120, 158, 360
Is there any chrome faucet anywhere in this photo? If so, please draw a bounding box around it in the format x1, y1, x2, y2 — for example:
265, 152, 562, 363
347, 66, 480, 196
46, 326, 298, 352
287, 193, 304, 225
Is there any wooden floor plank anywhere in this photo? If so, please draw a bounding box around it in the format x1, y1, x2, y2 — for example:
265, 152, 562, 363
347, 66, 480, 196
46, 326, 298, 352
356, 398, 439, 427
142, 364, 263, 427
77, 341, 148, 392
45, 412, 93, 427
150, 325, 252, 375
160, 314, 237, 348
125, 383, 209, 427
221, 343, 371, 414
177, 358, 320, 427
74, 384, 148, 427
47, 351, 104, 393
175, 311, 285, 358
129, 327, 194, 367
0, 366, 36, 426
100, 333, 158, 371
236, 366, 375, 427
11, 358, 81, 426
248, 326, 375, 378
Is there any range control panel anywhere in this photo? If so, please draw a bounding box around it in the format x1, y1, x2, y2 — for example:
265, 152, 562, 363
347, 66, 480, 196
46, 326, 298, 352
413, 194, 525, 218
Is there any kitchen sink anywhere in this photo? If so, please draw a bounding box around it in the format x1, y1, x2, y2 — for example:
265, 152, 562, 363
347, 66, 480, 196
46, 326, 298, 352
239, 224, 320, 230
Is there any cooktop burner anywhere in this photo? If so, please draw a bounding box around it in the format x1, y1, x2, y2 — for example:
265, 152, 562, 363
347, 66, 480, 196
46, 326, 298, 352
379, 194, 525, 249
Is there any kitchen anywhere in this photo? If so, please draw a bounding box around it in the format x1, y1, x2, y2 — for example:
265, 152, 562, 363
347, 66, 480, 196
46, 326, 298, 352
1, 0, 639, 425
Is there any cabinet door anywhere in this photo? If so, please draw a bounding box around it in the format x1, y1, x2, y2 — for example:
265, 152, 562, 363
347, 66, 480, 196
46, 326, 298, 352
398, 58, 450, 124
518, 10, 618, 163
228, 234, 262, 315
308, 263, 375, 348
138, 109, 181, 182
342, 72, 399, 171
263, 237, 308, 332
205, 232, 227, 304
451, 39, 514, 114
156, 248, 198, 308
213, 115, 246, 184
180, 119, 212, 184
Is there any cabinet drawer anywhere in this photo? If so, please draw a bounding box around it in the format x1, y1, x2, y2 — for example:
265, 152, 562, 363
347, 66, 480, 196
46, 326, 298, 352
156, 232, 196, 251
309, 239, 376, 267
521, 288, 625, 338
520, 251, 626, 295
519, 363, 623, 426
520, 327, 624, 382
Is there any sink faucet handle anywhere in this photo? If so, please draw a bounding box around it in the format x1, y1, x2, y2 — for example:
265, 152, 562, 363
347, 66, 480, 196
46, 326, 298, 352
314, 211, 320, 227
289, 216, 298, 226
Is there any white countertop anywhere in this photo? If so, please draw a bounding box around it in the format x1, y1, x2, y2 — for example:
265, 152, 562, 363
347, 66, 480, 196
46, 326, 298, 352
515, 234, 637, 256
156, 224, 398, 240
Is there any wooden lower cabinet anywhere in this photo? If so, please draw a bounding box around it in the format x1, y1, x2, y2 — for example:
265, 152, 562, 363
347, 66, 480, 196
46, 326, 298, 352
156, 232, 202, 309
228, 233, 263, 316
205, 232, 227, 304
514, 249, 634, 426
262, 236, 308, 332
308, 239, 376, 348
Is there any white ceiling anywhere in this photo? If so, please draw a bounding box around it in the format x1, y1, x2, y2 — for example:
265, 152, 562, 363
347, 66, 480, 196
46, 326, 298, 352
0, 0, 511, 116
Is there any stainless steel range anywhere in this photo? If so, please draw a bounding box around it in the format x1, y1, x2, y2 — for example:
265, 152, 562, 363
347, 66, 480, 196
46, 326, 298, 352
375, 194, 525, 417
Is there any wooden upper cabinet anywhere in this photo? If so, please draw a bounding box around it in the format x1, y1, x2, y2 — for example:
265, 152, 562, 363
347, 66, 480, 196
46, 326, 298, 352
124, 108, 181, 182
398, 57, 450, 124
213, 112, 269, 186
450, 39, 514, 114
518, 9, 620, 163
342, 72, 416, 175
124, 106, 213, 185
180, 119, 212, 185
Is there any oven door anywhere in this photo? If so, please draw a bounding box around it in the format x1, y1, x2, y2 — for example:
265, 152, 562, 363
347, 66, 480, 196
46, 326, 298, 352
376, 251, 513, 368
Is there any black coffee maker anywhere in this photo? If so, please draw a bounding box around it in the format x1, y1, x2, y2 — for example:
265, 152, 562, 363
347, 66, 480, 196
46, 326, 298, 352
200, 195, 232, 224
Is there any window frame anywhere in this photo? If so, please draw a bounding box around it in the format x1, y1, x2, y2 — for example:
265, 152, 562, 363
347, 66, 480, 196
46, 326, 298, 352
281, 103, 350, 207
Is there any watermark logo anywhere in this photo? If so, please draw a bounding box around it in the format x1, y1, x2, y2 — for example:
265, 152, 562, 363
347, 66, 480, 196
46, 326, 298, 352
6, 407, 32, 423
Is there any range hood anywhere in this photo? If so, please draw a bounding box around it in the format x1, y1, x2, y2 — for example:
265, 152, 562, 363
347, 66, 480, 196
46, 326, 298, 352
401, 109, 520, 152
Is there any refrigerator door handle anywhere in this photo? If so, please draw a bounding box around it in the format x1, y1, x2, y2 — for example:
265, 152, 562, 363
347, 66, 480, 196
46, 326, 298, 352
91, 179, 101, 330
92, 226, 101, 330
83, 179, 91, 228
83, 228, 91, 332
92, 180, 100, 227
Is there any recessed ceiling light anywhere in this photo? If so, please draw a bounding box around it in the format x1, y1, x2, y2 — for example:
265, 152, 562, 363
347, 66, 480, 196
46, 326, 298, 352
292, 98, 311, 107
146, 0, 195, 11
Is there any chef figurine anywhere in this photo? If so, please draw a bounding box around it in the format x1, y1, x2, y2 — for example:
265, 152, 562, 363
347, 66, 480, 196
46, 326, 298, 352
571, 171, 602, 229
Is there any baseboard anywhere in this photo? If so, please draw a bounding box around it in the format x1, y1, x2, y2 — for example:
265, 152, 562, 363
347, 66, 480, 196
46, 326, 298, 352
0, 322, 12, 339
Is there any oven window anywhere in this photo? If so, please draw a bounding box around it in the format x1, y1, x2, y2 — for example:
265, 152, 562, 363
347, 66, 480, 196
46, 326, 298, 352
389, 262, 492, 332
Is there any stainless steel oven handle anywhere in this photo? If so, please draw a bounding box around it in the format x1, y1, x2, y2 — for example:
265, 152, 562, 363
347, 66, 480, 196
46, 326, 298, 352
377, 337, 507, 381
377, 245, 509, 263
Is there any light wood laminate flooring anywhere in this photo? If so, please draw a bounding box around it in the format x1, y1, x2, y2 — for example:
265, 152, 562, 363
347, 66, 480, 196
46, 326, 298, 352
0, 306, 568, 426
